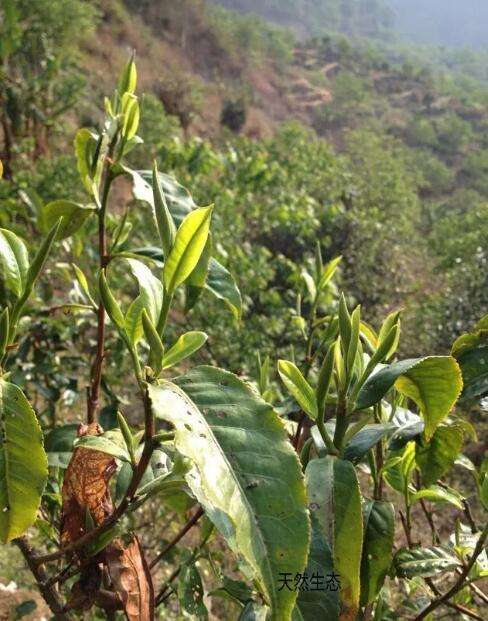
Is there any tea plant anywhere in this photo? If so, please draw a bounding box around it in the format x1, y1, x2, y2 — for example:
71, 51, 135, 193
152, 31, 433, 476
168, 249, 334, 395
0, 59, 309, 620
275, 245, 488, 620
0, 58, 486, 621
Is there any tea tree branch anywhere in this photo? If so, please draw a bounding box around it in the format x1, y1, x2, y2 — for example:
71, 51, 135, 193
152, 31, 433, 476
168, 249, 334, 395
87, 151, 115, 424
15, 536, 69, 620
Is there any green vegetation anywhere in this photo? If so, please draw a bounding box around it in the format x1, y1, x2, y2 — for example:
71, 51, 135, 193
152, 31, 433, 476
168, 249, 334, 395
0, 1, 487, 620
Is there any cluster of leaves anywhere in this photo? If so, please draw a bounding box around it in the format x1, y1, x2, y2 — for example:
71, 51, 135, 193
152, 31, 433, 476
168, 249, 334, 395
0, 59, 487, 621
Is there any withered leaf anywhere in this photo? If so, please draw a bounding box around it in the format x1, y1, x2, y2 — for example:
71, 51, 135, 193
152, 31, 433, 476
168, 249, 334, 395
61, 422, 117, 547
106, 535, 155, 621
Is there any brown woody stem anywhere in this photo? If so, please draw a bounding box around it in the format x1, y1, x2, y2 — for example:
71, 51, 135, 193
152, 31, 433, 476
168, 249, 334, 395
14, 536, 70, 620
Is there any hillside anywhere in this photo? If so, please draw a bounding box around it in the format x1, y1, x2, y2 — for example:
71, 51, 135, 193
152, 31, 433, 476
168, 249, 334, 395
1, 3, 487, 620
33, 1, 472, 358
4, 0, 488, 356
209, 0, 394, 39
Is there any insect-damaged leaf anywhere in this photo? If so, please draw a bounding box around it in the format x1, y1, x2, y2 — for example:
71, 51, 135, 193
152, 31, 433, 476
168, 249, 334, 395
0, 380, 48, 543
178, 563, 208, 620
148, 366, 310, 621
106, 535, 154, 621
60, 423, 117, 546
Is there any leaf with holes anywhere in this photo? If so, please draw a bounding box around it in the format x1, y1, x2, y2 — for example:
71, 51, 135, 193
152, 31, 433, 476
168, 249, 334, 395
148, 366, 310, 621
178, 563, 208, 620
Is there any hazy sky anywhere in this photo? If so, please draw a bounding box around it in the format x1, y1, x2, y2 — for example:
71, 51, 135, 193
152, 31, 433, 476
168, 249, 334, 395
389, 0, 488, 47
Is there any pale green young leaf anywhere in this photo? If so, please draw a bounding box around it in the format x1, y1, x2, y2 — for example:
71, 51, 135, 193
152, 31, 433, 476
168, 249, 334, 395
98, 270, 125, 332
278, 360, 318, 420
162, 331, 208, 370
347, 306, 360, 374
142, 309, 164, 375
410, 485, 464, 509
23, 220, 60, 296
122, 96, 140, 140
206, 258, 242, 320
126, 258, 163, 325
152, 161, 176, 257
71, 263, 96, 306
318, 256, 341, 291
338, 293, 351, 351
125, 296, 145, 345
74, 128, 100, 197
40, 200, 96, 240
378, 310, 401, 360
316, 344, 335, 416
117, 54, 137, 96
164, 207, 213, 293
301, 270, 316, 302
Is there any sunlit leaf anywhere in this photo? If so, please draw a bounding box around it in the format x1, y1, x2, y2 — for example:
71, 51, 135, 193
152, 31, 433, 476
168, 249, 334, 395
0, 380, 48, 542
149, 366, 310, 621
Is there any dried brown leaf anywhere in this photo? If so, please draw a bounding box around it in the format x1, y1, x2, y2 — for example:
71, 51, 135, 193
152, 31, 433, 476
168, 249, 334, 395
106, 535, 154, 621
60, 423, 117, 546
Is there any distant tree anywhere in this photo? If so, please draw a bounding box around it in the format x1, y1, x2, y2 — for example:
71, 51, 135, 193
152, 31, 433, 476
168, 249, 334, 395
220, 99, 247, 132
0, 0, 97, 178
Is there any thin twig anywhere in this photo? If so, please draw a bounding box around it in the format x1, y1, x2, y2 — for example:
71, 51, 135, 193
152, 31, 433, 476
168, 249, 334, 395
463, 498, 478, 533
155, 566, 181, 606
418, 498, 440, 545
150, 506, 204, 570
87, 149, 114, 424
